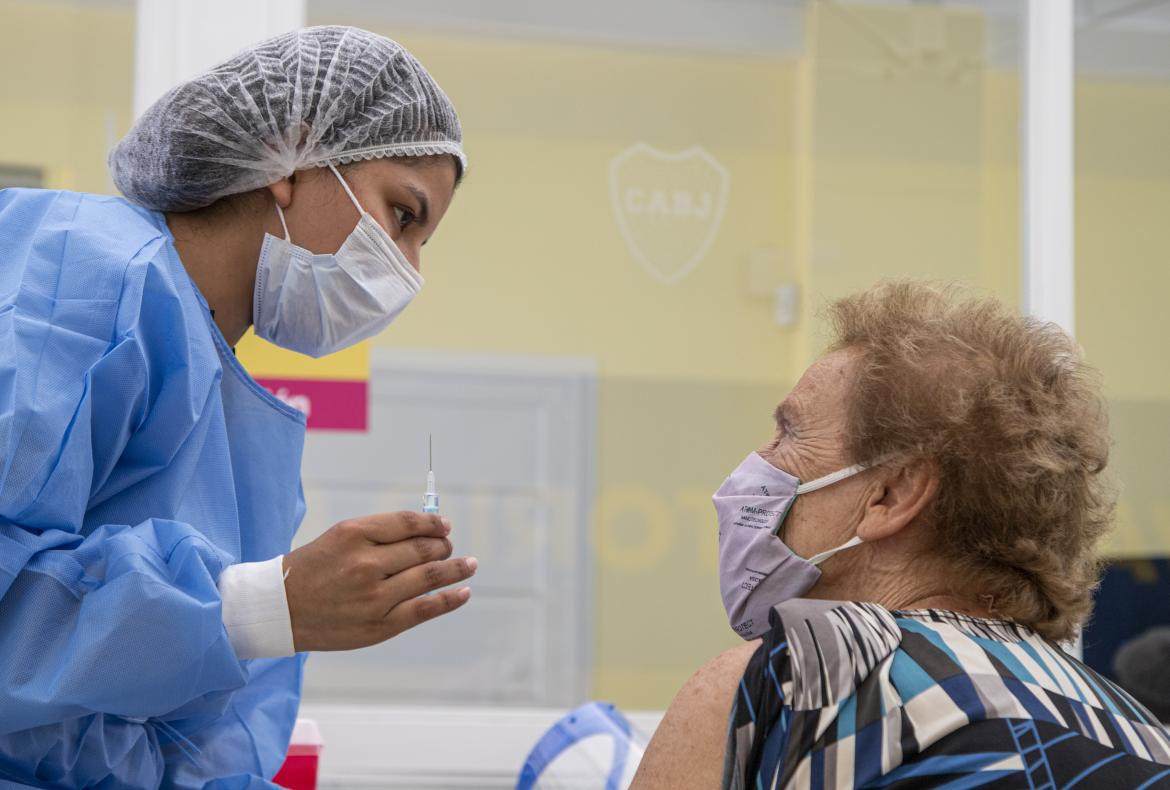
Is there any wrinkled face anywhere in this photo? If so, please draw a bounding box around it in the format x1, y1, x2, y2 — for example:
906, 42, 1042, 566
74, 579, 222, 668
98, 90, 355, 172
275, 155, 459, 271
758, 348, 874, 563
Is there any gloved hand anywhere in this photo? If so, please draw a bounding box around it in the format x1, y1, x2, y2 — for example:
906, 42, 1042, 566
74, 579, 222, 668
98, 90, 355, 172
282, 512, 476, 651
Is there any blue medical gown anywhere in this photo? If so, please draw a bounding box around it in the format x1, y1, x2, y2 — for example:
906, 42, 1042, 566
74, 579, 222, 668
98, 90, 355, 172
0, 189, 309, 788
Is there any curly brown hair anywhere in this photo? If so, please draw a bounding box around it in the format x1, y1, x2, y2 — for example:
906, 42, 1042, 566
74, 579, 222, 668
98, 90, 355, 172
826, 281, 1115, 642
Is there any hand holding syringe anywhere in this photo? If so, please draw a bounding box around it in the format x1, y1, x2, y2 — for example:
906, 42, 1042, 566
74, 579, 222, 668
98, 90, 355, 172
280, 436, 476, 650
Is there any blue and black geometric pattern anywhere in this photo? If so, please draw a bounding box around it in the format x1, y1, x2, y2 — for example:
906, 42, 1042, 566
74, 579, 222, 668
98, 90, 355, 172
724, 601, 1170, 789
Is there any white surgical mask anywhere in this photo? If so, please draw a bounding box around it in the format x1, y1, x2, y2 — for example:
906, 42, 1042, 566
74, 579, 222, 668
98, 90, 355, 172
253, 163, 423, 357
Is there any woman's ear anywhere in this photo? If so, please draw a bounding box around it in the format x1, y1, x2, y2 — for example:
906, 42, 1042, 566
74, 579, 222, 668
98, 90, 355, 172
266, 175, 294, 209
856, 460, 939, 543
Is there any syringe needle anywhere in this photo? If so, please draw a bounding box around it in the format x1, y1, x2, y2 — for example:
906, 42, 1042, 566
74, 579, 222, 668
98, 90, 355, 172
423, 434, 439, 514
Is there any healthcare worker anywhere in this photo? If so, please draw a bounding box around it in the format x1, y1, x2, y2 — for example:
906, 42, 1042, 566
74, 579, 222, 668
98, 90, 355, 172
0, 26, 475, 788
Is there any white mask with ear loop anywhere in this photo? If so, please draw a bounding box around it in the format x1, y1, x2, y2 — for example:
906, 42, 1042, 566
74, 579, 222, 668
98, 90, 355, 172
252, 163, 423, 358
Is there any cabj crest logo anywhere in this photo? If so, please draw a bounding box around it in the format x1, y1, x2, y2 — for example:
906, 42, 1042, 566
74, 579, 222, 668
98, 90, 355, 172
609, 143, 730, 285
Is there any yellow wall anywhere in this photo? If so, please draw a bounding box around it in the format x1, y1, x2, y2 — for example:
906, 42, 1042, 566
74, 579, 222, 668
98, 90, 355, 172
1074, 77, 1170, 557
3, 0, 1170, 709
0, 1, 134, 192
341, 30, 799, 385
796, 2, 1006, 371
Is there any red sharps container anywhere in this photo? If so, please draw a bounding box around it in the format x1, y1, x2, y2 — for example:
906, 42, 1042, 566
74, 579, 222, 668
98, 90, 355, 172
273, 719, 324, 790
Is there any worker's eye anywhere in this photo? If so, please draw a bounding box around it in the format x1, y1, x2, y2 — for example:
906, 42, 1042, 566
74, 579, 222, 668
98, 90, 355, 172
393, 206, 418, 229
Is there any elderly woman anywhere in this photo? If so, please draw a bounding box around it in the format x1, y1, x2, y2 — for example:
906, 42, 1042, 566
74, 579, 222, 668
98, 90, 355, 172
633, 282, 1170, 789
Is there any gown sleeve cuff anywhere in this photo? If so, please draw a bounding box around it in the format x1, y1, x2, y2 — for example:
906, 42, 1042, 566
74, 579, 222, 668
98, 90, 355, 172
217, 555, 296, 660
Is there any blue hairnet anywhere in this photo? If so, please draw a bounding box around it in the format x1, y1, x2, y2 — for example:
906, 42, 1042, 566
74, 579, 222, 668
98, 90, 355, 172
110, 25, 465, 212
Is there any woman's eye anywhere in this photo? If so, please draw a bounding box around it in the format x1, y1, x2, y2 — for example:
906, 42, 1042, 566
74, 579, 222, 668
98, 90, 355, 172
393, 206, 417, 228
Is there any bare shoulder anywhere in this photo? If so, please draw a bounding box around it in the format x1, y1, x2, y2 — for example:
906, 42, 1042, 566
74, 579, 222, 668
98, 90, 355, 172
631, 641, 761, 790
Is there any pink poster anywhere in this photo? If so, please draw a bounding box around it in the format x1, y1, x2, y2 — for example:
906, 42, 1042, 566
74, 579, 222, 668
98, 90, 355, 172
256, 378, 368, 432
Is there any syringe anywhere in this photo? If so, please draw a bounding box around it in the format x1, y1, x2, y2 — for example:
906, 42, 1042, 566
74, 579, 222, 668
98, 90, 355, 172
423, 434, 440, 514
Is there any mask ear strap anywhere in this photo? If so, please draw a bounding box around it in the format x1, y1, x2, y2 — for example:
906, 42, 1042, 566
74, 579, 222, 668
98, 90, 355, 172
793, 453, 898, 496
807, 535, 864, 566
794, 463, 869, 495
274, 203, 291, 242
327, 162, 364, 215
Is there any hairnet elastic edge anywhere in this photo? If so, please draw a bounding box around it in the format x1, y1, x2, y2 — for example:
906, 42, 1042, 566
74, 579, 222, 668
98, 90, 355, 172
310, 142, 468, 173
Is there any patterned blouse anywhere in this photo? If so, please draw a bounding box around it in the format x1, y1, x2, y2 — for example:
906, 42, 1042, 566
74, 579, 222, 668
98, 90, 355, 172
724, 600, 1170, 789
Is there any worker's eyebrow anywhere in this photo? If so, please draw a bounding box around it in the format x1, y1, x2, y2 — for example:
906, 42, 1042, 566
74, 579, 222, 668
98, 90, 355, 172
404, 185, 430, 224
